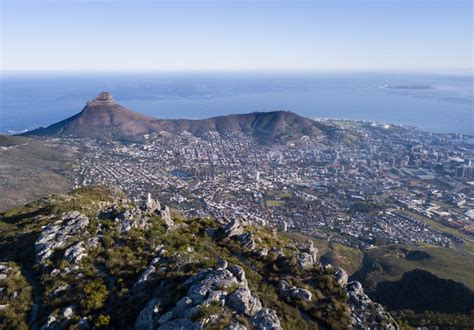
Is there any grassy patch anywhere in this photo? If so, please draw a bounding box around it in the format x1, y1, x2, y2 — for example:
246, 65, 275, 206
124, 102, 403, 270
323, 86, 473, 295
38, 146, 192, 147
265, 200, 285, 207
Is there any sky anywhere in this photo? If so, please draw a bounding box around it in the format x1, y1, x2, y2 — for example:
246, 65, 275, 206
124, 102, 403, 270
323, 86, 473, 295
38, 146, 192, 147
0, 0, 472, 72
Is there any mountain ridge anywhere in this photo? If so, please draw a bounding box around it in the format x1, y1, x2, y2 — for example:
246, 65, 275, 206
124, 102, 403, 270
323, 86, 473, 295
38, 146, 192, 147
23, 92, 334, 143
0, 186, 396, 329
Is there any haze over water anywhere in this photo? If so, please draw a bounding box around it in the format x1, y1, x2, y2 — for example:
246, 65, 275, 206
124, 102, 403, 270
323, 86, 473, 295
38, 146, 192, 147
1, 72, 472, 135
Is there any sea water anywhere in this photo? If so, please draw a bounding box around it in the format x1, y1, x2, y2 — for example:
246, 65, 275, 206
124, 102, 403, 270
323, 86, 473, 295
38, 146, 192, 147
0, 71, 472, 135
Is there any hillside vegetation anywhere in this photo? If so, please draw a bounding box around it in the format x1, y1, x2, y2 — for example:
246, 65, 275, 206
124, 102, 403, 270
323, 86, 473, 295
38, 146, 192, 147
0, 135, 75, 211
0, 186, 395, 329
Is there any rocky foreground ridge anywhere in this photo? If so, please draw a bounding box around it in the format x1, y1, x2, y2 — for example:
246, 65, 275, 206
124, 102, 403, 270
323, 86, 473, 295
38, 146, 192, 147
0, 187, 396, 329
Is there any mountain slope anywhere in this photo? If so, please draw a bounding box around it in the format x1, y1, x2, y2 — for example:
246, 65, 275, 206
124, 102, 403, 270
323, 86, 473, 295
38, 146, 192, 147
375, 269, 474, 314
23, 92, 334, 143
23, 92, 164, 141
0, 186, 395, 329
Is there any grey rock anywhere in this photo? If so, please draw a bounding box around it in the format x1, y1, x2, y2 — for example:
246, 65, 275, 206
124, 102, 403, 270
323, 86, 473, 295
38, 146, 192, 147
295, 252, 315, 270
334, 267, 348, 286
159, 318, 203, 330
299, 240, 318, 259
64, 242, 87, 263
160, 206, 174, 227
270, 247, 284, 257
173, 296, 193, 318
226, 287, 262, 316
52, 285, 69, 296
225, 321, 248, 330
345, 281, 397, 329
141, 193, 161, 213
187, 269, 239, 304
216, 258, 228, 270
278, 280, 312, 301
222, 219, 244, 238
134, 265, 156, 289
35, 211, 89, 264
235, 232, 256, 250
134, 298, 160, 330
133, 247, 167, 290
251, 308, 282, 330
290, 287, 312, 301
62, 306, 74, 319
0, 264, 8, 274
346, 281, 364, 295
228, 264, 246, 283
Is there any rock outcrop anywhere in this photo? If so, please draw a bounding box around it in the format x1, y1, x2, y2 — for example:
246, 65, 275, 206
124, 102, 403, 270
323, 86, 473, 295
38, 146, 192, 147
346, 281, 397, 329
219, 219, 256, 251
115, 193, 174, 234
133, 245, 167, 290
334, 266, 349, 286
1, 187, 398, 330
35, 211, 90, 264
134, 260, 281, 330
278, 280, 312, 302
294, 240, 318, 270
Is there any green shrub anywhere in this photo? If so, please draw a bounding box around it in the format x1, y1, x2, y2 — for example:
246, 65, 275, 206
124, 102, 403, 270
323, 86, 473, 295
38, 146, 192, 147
94, 314, 111, 327
192, 301, 222, 321
80, 280, 108, 311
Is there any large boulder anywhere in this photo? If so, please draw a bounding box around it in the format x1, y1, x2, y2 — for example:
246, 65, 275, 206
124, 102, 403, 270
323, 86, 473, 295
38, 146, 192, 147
186, 269, 239, 304
226, 287, 262, 316
222, 219, 244, 238
251, 308, 282, 330
160, 206, 174, 227
334, 267, 348, 286
278, 280, 312, 302
295, 252, 314, 270
228, 264, 246, 284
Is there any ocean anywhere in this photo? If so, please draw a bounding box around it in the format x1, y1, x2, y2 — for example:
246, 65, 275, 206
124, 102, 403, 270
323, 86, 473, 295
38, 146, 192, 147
0, 71, 472, 135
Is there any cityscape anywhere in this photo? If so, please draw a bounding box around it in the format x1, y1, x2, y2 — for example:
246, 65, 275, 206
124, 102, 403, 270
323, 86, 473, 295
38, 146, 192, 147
71, 121, 474, 250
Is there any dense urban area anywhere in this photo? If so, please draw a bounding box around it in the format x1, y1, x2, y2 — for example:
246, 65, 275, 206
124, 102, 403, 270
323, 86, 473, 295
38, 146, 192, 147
66, 120, 474, 251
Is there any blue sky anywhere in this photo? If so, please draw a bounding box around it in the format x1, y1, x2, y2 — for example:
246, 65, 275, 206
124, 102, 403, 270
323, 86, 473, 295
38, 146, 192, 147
1, 0, 472, 72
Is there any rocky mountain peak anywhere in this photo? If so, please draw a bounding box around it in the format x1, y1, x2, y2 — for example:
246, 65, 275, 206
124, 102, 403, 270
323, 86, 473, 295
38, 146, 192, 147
86, 91, 117, 107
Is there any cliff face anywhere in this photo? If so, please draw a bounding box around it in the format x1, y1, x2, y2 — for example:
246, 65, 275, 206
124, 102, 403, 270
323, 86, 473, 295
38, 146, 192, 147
0, 186, 395, 329
23, 92, 335, 143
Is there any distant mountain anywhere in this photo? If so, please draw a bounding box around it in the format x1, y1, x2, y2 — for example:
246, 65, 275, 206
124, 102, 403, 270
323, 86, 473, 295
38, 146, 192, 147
374, 269, 474, 314
24, 92, 336, 143
22, 92, 165, 142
